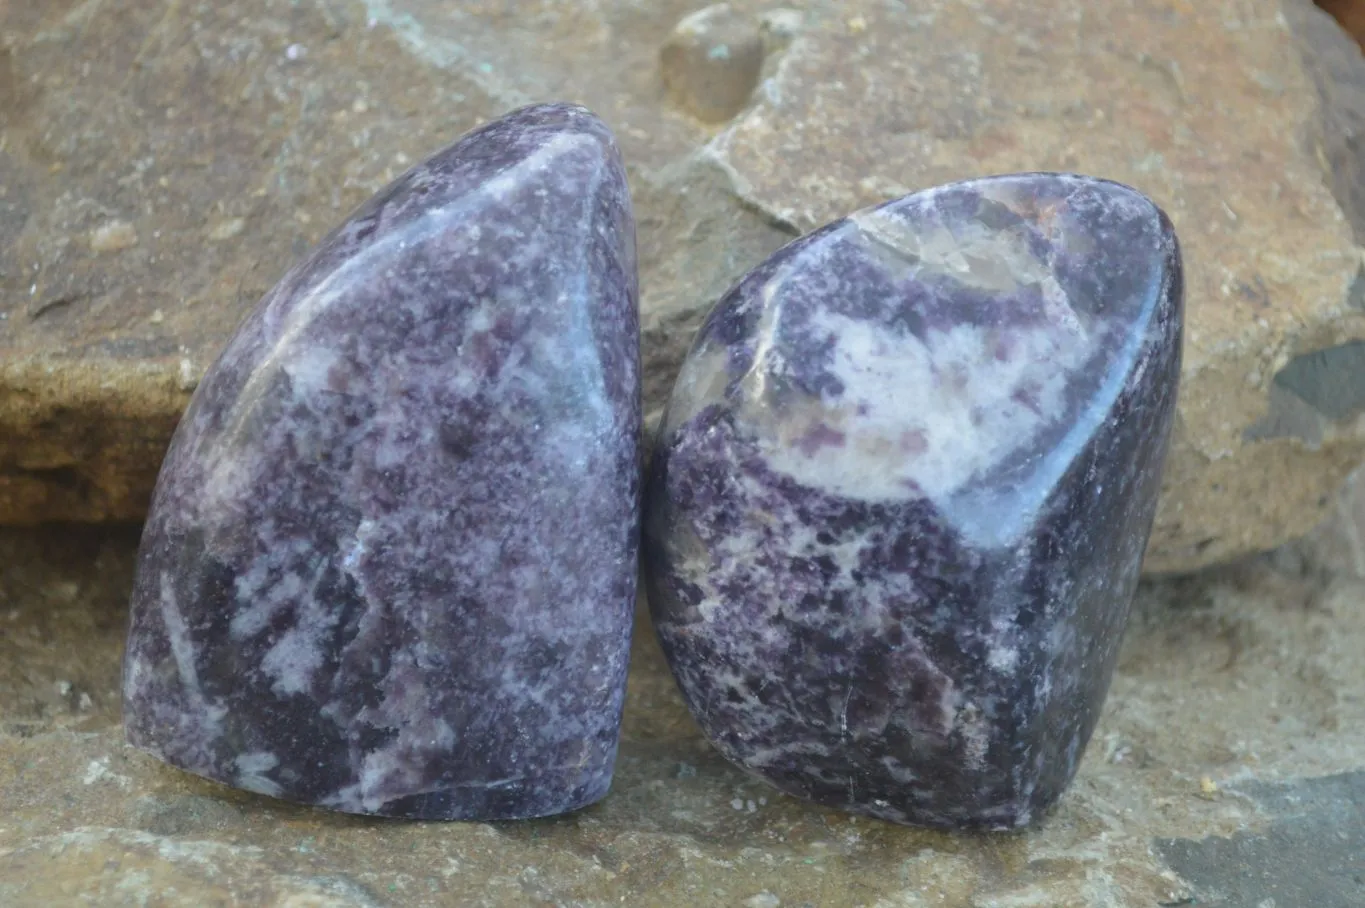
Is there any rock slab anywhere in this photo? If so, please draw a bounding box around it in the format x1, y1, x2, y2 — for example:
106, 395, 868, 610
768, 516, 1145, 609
644, 174, 1182, 829
122, 103, 642, 820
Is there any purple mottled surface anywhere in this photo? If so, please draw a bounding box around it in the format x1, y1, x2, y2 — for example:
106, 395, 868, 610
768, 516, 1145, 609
644, 174, 1182, 830
122, 103, 641, 820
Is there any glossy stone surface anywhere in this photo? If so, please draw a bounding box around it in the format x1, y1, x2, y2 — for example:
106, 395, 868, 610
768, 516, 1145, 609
122, 103, 641, 820
644, 173, 1183, 830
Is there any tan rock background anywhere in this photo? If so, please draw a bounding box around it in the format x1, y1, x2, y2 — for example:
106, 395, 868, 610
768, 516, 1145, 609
4, 0, 1365, 573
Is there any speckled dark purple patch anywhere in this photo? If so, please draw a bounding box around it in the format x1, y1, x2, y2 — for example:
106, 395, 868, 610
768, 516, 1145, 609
122, 103, 641, 820
644, 173, 1182, 830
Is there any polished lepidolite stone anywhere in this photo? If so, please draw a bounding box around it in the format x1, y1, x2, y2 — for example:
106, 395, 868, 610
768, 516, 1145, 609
122, 103, 641, 820
644, 174, 1182, 830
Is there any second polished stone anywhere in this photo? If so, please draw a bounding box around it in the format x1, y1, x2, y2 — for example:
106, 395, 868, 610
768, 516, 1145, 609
644, 173, 1182, 830
122, 103, 641, 820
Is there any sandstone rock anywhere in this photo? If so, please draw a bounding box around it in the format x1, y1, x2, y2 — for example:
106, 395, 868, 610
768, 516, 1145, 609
2, 0, 1365, 574
88, 221, 138, 254
1300, 465, 1365, 579
661, 4, 765, 123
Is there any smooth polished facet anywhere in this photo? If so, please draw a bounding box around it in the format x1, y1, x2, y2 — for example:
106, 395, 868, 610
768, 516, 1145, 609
644, 173, 1182, 830
122, 103, 641, 820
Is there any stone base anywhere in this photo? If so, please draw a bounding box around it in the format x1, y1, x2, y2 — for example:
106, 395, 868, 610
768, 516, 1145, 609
3, 522, 1365, 904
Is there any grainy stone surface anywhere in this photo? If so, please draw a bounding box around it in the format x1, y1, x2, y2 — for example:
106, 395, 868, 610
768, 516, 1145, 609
660, 4, 765, 123
4, 519, 1365, 905
122, 103, 641, 820
1157, 772, 1365, 906
2, 0, 1364, 574
1303, 466, 1365, 578
644, 174, 1183, 830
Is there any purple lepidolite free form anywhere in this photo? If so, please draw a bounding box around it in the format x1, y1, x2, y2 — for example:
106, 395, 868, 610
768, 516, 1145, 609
122, 104, 641, 820
644, 174, 1183, 830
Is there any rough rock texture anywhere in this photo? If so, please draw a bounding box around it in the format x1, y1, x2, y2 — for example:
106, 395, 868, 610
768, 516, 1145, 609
122, 103, 642, 820
3, 0, 1365, 575
1302, 465, 1365, 578
6, 515, 1365, 904
1157, 772, 1365, 907
644, 175, 1183, 830
660, 4, 766, 123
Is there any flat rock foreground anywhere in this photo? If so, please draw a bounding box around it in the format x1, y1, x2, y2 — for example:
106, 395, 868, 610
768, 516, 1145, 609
2, 512, 1364, 906
4, 1, 1365, 906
